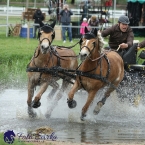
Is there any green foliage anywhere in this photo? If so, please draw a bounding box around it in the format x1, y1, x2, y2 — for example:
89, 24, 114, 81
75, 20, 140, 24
0, 36, 37, 88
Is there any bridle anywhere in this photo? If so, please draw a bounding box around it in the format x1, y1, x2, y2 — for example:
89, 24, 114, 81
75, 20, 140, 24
39, 37, 53, 45
38, 25, 55, 46
80, 33, 101, 61
80, 41, 96, 54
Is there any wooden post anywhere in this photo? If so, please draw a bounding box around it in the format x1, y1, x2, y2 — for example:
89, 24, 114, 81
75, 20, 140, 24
27, 20, 30, 43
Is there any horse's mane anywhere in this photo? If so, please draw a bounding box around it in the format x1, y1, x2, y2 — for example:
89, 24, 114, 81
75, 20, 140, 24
97, 30, 105, 53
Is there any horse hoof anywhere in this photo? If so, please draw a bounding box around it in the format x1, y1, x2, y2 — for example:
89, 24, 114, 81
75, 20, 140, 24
45, 112, 51, 118
80, 113, 86, 121
93, 101, 103, 115
93, 110, 100, 115
45, 114, 51, 118
31, 100, 41, 108
67, 99, 77, 109
28, 107, 37, 118
29, 112, 37, 118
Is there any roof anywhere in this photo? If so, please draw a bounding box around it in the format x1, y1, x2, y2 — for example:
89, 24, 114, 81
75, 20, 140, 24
127, 0, 145, 4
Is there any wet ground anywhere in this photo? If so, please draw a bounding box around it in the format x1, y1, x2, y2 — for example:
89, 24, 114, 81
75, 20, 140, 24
1, 87, 145, 144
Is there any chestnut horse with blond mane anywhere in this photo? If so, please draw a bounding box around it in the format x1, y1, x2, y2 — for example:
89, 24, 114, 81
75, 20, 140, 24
67, 28, 124, 121
26, 21, 78, 118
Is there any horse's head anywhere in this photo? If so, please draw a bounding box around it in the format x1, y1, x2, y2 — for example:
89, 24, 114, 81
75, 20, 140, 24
38, 21, 56, 54
79, 27, 104, 61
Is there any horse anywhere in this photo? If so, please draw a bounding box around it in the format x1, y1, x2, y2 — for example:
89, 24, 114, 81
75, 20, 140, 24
67, 28, 124, 121
26, 21, 78, 118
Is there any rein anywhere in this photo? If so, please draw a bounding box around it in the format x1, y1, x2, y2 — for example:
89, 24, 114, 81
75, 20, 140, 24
50, 45, 79, 59
56, 41, 80, 49
116, 45, 120, 51
89, 53, 105, 61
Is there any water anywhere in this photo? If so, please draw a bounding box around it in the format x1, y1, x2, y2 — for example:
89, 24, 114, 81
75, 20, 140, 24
1, 82, 145, 144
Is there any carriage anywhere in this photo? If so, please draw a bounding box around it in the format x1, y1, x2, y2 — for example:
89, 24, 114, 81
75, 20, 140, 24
26, 21, 145, 121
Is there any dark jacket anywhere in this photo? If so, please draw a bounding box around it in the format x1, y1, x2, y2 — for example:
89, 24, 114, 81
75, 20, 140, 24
33, 9, 44, 24
139, 40, 145, 48
101, 24, 134, 50
59, 10, 73, 25
88, 19, 99, 26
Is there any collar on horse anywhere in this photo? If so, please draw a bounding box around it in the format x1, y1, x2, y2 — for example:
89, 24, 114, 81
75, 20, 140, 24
78, 54, 111, 90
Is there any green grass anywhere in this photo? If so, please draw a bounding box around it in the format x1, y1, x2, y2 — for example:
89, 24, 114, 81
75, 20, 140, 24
0, 34, 80, 88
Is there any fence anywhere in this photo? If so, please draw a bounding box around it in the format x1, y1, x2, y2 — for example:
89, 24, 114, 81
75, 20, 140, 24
0, 6, 126, 18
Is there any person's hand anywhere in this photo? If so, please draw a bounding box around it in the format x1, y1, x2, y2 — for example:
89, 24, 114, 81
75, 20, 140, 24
119, 43, 128, 49
98, 30, 102, 33
63, 5, 69, 10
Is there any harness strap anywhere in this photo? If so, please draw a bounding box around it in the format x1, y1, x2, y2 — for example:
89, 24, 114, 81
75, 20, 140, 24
26, 66, 75, 84
56, 41, 80, 49
51, 45, 79, 59
38, 72, 43, 85
79, 76, 86, 90
26, 66, 119, 91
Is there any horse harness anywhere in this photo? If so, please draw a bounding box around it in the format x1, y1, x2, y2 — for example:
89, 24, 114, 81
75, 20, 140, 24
26, 26, 119, 91
27, 27, 80, 84
26, 45, 120, 91
78, 54, 110, 90
26, 44, 77, 84
78, 34, 111, 90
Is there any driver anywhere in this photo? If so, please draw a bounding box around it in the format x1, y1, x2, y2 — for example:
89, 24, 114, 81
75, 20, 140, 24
101, 15, 134, 57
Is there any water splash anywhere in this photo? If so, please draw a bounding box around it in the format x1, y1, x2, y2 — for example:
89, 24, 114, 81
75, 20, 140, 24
1, 78, 145, 125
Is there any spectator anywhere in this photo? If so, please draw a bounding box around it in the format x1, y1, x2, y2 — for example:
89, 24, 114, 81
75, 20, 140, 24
101, 15, 134, 57
33, 8, 44, 38
59, 4, 73, 43
80, 18, 89, 36
88, 15, 99, 30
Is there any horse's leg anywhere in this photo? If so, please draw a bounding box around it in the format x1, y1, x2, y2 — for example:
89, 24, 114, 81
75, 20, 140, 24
67, 80, 80, 109
47, 81, 59, 99
93, 86, 115, 115
31, 82, 49, 108
81, 90, 98, 121
27, 80, 37, 118
45, 79, 69, 118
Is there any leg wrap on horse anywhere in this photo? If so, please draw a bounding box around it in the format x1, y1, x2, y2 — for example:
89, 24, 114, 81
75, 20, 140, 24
101, 97, 107, 105
31, 100, 41, 108
28, 106, 37, 118
67, 99, 77, 108
80, 112, 86, 121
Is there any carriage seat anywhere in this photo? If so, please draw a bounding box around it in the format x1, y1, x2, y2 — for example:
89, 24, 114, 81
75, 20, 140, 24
123, 43, 137, 65
123, 43, 138, 72
123, 43, 145, 74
